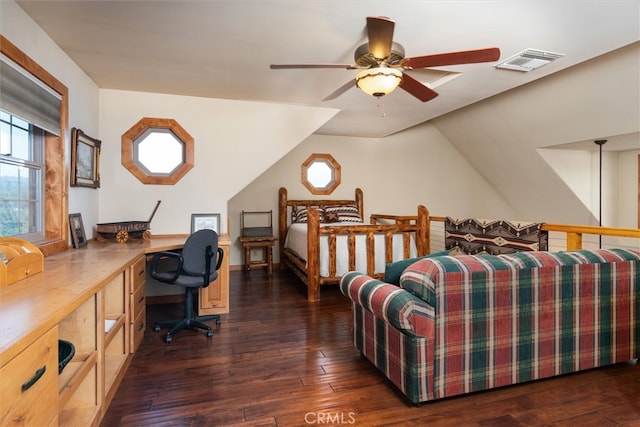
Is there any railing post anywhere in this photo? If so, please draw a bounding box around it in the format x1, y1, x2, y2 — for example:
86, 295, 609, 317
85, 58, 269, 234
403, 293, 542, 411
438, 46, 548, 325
566, 232, 583, 251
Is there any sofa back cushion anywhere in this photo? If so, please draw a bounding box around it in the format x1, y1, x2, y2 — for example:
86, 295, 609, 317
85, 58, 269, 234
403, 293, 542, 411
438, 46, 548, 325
400, 248, 640, 307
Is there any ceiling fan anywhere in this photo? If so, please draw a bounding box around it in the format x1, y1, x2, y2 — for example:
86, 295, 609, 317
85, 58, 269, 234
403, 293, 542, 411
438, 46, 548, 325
270, 16, 500, 102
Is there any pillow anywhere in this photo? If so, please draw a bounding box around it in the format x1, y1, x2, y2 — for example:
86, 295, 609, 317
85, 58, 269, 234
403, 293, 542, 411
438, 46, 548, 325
383, 250, 450, 285
323, 211, 340, 223
291, 206, 323, 223
323, 204, 362, 223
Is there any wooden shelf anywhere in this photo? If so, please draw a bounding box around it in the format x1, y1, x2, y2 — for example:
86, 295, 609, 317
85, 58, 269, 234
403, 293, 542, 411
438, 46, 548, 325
104, 314, 126, 347
58, 351, 98, 427
58, 351, 98, 405
58, 403, 100, 427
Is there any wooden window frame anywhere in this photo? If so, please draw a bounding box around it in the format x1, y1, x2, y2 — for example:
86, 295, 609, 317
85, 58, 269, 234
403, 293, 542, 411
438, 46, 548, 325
121, 117, 194, 185
301, 153, 341, 195
1, 36, 69, 256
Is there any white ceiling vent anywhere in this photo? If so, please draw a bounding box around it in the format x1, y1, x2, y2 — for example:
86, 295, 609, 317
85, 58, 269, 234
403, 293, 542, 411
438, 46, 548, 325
495, 49, 564, 72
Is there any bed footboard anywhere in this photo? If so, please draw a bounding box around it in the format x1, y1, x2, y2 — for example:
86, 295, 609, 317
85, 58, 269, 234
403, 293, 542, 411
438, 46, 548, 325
306, 206, 430, 301
278, 187, 430, 302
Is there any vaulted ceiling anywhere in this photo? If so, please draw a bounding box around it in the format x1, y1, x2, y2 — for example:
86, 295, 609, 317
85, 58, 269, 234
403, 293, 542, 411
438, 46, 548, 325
15, 1, 640, 139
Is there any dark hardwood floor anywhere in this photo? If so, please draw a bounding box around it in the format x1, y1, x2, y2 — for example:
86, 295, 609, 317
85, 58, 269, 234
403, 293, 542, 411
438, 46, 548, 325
102, 268, 640, 426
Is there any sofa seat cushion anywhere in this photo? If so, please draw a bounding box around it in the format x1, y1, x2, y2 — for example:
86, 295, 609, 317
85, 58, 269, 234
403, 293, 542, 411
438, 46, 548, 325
400, 248, 640, 306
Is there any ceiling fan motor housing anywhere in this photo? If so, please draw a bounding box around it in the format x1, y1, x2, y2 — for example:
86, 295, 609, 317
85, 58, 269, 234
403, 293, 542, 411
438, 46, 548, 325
354, 42, 405, 67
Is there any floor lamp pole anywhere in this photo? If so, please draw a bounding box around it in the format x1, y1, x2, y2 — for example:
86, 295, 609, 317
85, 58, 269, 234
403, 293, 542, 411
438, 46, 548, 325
594, 139, 607, 248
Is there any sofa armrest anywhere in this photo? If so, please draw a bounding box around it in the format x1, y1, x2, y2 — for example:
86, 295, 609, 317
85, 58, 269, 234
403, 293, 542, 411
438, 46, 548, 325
340, 272, 435, 337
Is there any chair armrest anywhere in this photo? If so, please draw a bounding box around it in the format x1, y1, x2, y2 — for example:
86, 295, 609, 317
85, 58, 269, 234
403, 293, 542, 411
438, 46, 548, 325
215, 247, 224, 270
150, 251, 183, 283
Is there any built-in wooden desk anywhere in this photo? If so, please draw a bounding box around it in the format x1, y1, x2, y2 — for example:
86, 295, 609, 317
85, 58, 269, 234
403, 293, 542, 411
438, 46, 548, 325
0, 235, 229, 427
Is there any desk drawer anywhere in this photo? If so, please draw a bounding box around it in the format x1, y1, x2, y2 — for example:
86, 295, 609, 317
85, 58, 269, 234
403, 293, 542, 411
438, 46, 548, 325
131, 278, 146, 319
0, 326, 58, 426
130, 308, 146, 353
131, 255, 146, 290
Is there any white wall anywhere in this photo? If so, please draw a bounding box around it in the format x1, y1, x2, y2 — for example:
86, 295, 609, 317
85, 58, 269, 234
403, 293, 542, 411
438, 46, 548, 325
537, 149, 593, 212
2, 0, 100, 240
618, 150, 640, 228
98, 89, 337, 237
432, 42, 640, 225
228, 123, 516, 266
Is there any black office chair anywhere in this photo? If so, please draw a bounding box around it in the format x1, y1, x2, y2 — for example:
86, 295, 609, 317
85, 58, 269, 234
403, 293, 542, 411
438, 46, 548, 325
150, 229, 224, 343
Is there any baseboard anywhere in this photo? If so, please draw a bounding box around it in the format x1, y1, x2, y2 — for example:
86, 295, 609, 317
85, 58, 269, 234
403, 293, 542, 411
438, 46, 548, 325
229, 262, 281, 271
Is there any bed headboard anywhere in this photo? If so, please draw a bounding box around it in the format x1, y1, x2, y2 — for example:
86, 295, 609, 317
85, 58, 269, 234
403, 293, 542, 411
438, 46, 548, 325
277, 187, 364, 252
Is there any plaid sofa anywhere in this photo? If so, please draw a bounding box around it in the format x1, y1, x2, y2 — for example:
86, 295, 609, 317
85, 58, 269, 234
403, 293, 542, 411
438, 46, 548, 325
340, 248, 640, 404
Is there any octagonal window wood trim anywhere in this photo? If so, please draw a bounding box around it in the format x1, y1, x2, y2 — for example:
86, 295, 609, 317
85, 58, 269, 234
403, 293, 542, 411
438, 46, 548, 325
121, 117, 194, 185
301, 153, 341, 195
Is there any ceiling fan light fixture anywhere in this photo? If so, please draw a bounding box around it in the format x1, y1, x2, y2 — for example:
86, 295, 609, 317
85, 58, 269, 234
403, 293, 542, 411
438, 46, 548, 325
355, 66, 402, 98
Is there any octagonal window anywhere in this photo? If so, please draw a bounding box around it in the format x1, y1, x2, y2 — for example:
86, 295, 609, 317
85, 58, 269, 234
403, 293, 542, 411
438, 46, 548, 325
122, 117, 194, 185
136, 128, 183, 175
301, 153, 341, 195
307, 161, 332, 188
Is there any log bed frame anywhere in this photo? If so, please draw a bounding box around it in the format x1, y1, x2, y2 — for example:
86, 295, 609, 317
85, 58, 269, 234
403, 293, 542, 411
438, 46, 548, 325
278, 187, 431, 302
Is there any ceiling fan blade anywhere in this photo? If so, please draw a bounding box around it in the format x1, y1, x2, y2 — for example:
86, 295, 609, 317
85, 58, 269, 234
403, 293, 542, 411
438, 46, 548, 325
399, 73, 439, 102
270, 64, 356, 70
367, 16, 395, 60
322, 79, 355, 102
402, 47, 501, 69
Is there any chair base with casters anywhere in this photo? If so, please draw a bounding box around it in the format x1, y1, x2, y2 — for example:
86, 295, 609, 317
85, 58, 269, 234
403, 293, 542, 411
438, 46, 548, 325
153, 286, 221, 343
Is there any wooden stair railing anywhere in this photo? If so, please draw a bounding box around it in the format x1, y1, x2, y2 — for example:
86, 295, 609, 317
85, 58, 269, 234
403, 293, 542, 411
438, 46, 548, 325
540, 223, 640, 250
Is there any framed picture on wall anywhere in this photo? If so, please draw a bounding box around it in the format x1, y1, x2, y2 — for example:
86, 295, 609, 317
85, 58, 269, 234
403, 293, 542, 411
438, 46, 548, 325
69, 213, 87, 248
191, 213, 221, 234
71, 127, 101, 188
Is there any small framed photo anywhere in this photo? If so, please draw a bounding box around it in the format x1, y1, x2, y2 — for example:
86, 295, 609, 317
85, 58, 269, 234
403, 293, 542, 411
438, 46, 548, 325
191, 213, 221, 234
69, 213, 88, 248
71, 127, 101, 188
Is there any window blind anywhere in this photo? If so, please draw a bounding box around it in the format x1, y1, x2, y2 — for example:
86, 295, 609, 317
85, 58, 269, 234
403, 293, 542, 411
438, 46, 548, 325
0, 55, 61, 135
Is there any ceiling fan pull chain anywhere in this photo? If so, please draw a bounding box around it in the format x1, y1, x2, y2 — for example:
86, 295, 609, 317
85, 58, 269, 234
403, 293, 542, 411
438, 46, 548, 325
377, 99, 387, 117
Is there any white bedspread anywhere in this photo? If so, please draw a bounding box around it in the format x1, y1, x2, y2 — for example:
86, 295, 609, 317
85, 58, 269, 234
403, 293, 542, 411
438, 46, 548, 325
284, 223, 417, 277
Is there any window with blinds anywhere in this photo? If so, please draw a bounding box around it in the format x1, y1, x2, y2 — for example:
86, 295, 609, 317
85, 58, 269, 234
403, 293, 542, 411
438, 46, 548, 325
0, 36, 68, 254
0, 111, 45, 240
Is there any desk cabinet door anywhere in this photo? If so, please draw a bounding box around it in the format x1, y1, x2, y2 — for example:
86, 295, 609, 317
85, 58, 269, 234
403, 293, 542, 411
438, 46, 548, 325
198, 242, 229, 315
0, 326, 58, 426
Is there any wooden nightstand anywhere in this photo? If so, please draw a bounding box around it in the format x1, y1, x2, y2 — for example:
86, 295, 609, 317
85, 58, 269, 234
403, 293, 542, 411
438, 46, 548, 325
238, 236, 277, 275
